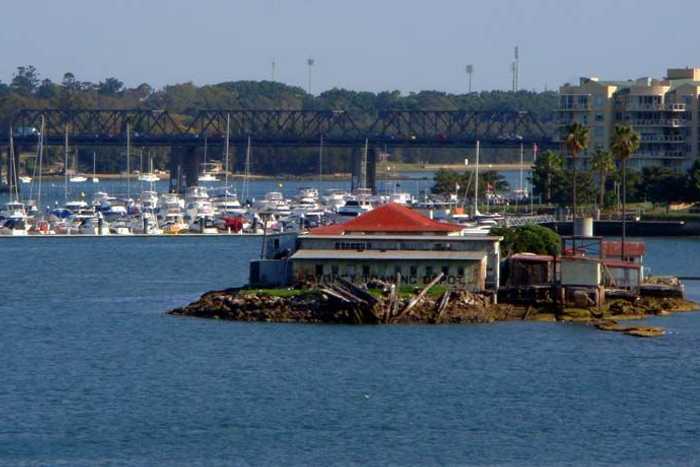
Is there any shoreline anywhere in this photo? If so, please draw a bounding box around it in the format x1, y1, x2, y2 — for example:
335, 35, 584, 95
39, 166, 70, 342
168, 284, 698, 336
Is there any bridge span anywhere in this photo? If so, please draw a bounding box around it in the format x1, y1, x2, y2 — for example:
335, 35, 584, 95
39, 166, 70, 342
5, 108, 557, 193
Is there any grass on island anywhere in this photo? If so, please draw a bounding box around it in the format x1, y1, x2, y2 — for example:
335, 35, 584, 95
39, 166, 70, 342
240, 288, 307, 298
242, 283, 448, 300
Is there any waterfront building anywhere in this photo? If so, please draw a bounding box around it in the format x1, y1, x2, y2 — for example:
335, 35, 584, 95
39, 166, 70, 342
289, 203, 502, 291
559, 67, 700, 170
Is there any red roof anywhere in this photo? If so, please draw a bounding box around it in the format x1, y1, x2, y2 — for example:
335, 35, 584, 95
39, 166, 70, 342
602, 240, 646, 258
309, 203, 463, 235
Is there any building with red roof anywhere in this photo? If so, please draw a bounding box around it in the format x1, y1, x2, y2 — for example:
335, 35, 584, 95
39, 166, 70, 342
309, 203, 464, 236
291, 204, 502, 291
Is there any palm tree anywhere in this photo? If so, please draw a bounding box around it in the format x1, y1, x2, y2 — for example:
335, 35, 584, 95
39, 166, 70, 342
611, 125, 641, 260
591, 148, 615, 208
565, 122, 589, 223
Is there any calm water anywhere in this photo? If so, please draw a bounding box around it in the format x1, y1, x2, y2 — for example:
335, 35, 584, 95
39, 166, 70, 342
1, 236, 699, 466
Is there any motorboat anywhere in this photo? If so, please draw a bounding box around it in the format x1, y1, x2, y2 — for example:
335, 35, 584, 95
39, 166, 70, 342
19, 176, 32, 184
78, 215, 111, 236
198, 173, 219, 183
336, 197, 373, 219
189, 215, 219, 234
161, 213, 189, 235
138, 173, 160, 183
0, 218, 29, 236
131, 212, 162, 235
69, 176, 88, 183
0, 201, 29, 221
321, 188, 349, 211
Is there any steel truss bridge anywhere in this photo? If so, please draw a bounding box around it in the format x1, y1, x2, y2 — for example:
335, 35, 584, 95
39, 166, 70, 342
5, 108, 556, 192
8, 108, 555, 148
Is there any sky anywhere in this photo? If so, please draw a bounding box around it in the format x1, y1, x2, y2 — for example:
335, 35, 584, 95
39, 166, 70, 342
2, 0, 699, 94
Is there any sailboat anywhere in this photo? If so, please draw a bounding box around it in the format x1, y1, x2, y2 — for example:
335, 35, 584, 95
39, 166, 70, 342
138, 152, 159, 182
198, 136, 219, 182
92, 152, 99, 183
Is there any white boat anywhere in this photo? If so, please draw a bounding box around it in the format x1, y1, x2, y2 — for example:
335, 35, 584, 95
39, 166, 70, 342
131, 212, 162, 235
1, 201, 29, 220
198, 173, 219, 183
0, 218, 29, 236
91, 152, 99, 183
69, 176, 87, 183
184, 186, 214, 222
19, 176, 32, 184
138, 173, 160, 183
321, 189, 349, 210
337, 191, 373, 219
78, 215, 111, 235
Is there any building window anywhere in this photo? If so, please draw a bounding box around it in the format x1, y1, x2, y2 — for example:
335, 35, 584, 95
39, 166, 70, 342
410, 265, 418, 277
457, 267, 465, 277
425, 266, 434, 278
315, 264, 324, 276
441, 266, 450, 277
394, 266, 402, 276
331, 265, 339, 276
362, 265, 370, 277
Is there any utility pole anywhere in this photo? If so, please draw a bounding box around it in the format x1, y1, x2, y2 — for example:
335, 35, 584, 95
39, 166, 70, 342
306, 58, 315, 95
465, 64, 474, 93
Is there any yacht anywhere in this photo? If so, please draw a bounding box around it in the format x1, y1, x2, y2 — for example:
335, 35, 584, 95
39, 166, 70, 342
0, 218, 29, 236
321, 188, 349, 211
0, 201, 29, 221
184, 186, 214, 222
161, 213, 189, 235
19, 176, 32, 184
78, 214, 111, 235
69, 176, 88, 183
254, 192, 291, 216
131, 212, 162, 235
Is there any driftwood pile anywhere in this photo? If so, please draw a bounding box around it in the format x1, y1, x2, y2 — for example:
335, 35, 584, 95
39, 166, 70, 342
169, 276, 516, 325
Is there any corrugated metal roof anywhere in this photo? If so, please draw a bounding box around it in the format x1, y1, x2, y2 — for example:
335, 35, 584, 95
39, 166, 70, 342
602, 240, 646, 257
291, 249, 486, 261
510, 253, 554, 262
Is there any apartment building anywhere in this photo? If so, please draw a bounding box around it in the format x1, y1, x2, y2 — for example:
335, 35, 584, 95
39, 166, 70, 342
559, 68, 700, 170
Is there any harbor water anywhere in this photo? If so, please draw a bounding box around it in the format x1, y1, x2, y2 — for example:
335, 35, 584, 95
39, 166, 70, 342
1, 236, 700, 465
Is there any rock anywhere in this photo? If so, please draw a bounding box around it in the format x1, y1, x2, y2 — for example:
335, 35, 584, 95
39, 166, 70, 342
624, 327, 665, 338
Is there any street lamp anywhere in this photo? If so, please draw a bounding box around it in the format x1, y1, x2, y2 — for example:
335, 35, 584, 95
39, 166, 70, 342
465, 64, 474, 93
307, 58, 315, 95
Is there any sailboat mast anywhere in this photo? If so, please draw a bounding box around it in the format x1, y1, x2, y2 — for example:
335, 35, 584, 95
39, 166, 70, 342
126, 122, 131, 200
361, 138, 368, 190
474, 140, 480, 216
319, 134, 324, 185
64, 124, 69, 202
37, 116, 45, 211
224, 113, 230, 198
9, 126, 18, 202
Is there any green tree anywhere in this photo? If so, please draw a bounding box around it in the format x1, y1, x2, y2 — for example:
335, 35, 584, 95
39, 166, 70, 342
688, 160, 700, 201
590, 148, 615, 208
10, 65, 40, 96
98, 77, 124, 96
565, 122, 589, 218
491, 224, 561, 257
532, 150, 564, 203
611, 124, 640, 258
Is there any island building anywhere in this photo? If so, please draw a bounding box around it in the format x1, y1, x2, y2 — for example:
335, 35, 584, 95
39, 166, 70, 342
251, 203, 502, 292
559, 67, 700, 170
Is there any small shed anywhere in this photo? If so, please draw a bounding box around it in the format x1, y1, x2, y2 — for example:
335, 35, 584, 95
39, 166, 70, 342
507, 254, 554, 287
560, 256, 602, 287
602, 259, 642, 290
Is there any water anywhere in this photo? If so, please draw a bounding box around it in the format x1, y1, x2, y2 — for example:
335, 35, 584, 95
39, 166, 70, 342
2, 237, 699, 466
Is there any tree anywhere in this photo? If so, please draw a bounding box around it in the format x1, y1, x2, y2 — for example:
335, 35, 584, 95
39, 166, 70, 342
688, 160, 700, 201
532, 150, 564, 203
36, 78, 58, 99
10, 65, 40, 96
98, 77, 124, 96
591, 148, 615, 208
491, 224, 561, 257
611, 124, 640, 259
565, 122, 589, 219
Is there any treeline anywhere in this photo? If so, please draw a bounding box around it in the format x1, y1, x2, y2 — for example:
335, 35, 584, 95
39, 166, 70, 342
1, 65, 558, 175
532, 150, 700, 207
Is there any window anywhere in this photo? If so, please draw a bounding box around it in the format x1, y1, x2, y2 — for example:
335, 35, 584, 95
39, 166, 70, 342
425, 266, 434, 278
410, 266, 418, 277
394, 266, 402, 276
331, 265, 339, 276
457, 267, 465, 277
441, 266, 450, 276
315, 264, 324, 276
362, 265, 370, 277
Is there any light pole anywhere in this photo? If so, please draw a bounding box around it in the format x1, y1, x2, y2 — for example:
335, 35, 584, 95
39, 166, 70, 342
465, 64, 473, 93
306, 58, 315, 94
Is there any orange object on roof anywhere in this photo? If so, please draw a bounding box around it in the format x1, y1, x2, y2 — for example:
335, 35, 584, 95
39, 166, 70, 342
309, 203, 463, 235
602, 240, 646, 258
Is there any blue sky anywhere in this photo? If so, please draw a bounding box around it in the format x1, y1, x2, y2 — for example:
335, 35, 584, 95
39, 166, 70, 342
2, 0, 698, 93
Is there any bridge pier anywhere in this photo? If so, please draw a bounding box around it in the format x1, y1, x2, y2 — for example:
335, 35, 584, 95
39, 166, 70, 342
169, 146, 200, 193
350, 146, 377, 194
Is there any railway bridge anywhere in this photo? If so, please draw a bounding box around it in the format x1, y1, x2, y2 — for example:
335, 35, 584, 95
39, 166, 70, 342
4, 108, 556, 193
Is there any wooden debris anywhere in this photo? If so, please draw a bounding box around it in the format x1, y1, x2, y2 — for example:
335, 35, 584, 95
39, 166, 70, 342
396, 273, 444, 319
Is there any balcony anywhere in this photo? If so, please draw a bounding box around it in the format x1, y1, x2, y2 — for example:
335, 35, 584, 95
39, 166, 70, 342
628, 119, 689, 127
635, 150, 686, 159
640, 135, 686, 143
622, 103, 687, 112
560, 103, 592, 111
